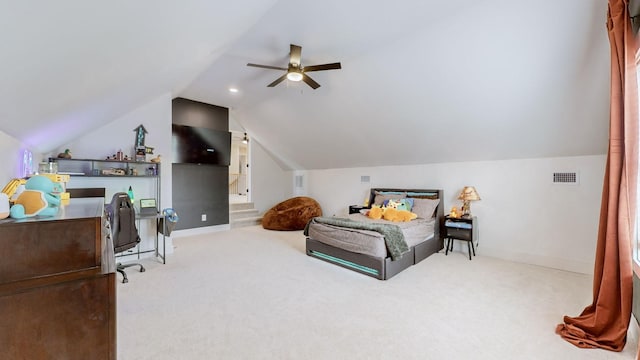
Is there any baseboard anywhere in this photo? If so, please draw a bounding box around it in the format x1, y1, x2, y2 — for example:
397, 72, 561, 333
171, 224, 230, 238
478, 245, 594, 275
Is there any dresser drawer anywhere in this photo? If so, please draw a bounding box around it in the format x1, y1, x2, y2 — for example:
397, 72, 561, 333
0, 218, 100, 283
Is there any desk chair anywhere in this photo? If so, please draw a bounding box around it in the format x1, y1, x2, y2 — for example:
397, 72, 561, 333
106, 192, 145, 283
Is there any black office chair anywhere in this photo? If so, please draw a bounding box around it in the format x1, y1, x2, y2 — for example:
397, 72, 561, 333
106, 192, 145, 283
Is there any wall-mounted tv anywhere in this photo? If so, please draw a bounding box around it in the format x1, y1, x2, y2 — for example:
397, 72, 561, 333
171, 124, 231, 166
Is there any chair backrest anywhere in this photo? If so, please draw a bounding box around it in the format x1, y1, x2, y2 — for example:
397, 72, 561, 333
67, 187, 106, 198
106, 192, 140, 253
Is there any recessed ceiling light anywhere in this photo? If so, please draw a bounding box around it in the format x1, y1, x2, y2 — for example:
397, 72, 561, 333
229, 88, 239, 93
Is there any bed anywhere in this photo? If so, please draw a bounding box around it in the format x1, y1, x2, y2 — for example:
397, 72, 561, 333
305, 188, 445, 280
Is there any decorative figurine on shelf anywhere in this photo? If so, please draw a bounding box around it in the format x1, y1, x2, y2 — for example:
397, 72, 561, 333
134, 124, 147, 149
57, 149, 72, 159
135, 147, 146, 162
449, 206, 460, 218
150, 155, 161, 163
134, 124, 148, 162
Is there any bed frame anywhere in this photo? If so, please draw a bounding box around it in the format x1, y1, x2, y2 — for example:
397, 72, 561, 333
306, 188, 445, 280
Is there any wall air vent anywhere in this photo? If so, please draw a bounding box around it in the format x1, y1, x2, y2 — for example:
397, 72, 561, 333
553, 172, 579, 185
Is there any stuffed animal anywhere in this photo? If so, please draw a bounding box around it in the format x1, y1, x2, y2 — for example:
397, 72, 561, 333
366, 205, 383, 219
382, 207, 417, 222
9, 175, 61, 219
0, 193, 9, 219
367, 204, 417, 222
383, 198, 411, 211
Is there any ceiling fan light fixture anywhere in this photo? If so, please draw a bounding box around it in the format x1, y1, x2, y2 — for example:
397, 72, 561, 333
286, 71, 303, 82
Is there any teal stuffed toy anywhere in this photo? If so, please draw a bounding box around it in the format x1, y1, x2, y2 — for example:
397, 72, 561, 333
9, 175, 61, 219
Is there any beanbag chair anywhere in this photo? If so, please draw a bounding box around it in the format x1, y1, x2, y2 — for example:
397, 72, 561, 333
262, 197, 322, 231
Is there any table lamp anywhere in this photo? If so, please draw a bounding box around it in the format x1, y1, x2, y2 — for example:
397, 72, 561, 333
458, 186, 481, 217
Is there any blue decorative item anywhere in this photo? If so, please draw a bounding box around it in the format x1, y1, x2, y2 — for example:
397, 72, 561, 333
134, 124, 147, 148
158, 208, 179, 235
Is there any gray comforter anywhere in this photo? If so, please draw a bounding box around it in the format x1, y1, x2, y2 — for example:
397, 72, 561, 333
304, 216, 409, 260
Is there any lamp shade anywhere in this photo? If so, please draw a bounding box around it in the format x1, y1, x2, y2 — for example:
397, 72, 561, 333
457, 186, 481, 201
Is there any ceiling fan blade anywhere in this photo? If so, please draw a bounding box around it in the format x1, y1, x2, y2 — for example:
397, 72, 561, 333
247, 63, 288, 71
290, 44, 302, 66
303, 62, 342, 72
267, 74, 288, 87
301, 74, 320, 89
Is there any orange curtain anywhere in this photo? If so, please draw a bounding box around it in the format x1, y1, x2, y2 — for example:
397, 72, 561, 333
555, 0, 638, 352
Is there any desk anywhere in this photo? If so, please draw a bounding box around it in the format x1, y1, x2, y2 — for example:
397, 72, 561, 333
135, 213, 166, 264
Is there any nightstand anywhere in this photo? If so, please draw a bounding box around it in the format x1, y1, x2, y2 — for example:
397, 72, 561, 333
444, 215, 478, 260
349, 205, 368, 214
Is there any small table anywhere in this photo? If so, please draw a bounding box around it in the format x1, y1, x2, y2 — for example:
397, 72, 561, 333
348, 205, 368, 214
444, 215, 478, 260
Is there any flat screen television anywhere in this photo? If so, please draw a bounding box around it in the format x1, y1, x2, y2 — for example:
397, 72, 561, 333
171, 124, 231, 166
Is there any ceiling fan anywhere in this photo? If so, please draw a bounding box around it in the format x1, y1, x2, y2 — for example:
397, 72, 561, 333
247, 44, 341, 89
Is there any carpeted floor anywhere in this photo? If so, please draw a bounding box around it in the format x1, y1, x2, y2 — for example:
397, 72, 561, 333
117, 225, 638, 359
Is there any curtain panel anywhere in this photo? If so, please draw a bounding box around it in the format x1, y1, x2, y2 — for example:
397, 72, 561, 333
556, 0, 638, 352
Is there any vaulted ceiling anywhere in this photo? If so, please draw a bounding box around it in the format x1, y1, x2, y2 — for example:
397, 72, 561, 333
0, 0, 609, 170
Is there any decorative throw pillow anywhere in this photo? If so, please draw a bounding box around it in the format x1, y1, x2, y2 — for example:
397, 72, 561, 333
399, 198, 414, 211
411, 198, 440, 219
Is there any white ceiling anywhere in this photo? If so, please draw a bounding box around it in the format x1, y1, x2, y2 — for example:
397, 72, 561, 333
0, 0, 610, 170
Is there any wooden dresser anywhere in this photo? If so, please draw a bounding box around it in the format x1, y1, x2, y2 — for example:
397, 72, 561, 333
0, 198, 116, 359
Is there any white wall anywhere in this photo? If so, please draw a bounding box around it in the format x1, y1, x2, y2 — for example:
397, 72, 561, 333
55, 93, 173, 254
304, 155, 606, 274
250, 139, 292, 213
0, 130, 36, 185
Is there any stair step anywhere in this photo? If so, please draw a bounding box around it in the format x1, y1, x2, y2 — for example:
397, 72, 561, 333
230, 208, 259, 220
230, 216, 262, 229
230, 202, 255, 211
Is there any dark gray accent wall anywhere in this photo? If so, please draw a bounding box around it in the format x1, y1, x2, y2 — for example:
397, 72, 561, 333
172, 164, 229, 229
172, 97, 229, 229
172, 97, 229, 130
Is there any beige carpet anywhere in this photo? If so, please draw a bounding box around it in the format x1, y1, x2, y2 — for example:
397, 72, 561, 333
117, 225, 638, 359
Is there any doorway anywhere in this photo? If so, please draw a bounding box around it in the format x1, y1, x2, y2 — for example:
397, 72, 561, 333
229, 131, 249, 204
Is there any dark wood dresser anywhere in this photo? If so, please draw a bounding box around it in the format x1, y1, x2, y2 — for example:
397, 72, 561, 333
0, 198, 116, 359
